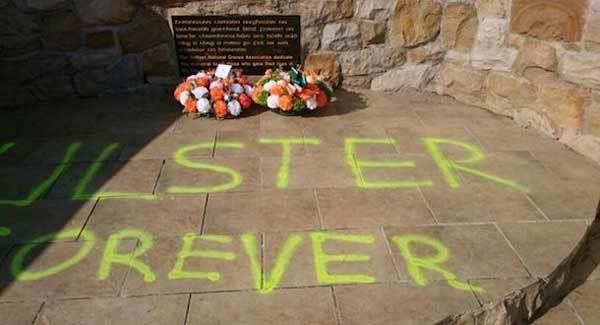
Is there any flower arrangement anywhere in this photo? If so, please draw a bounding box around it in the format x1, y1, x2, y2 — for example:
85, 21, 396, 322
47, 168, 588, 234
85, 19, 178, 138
173, 70, 254, 119
252, 67, 333, 116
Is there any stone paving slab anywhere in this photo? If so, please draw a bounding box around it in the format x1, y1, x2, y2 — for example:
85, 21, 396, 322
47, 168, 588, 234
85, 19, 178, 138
470, 278, 583, 325
263, 229, 398, 288
48, 160, 163, 200
0, 239, 133, 302
35, 294, 189, 325
335, 282, 478, 325
569, 280, 600, 324
317, 188, 434, 228
119, 132, 216, 161
384, 224, 530, 281
157, 157, 261, 194
498, 221, 600, 279
0, 200, 95, 245
188, 287, 337, 325
121, 233, 257, 296
0, 301, 42, 325
87, 196, 206, 238
204, 190, 320, 233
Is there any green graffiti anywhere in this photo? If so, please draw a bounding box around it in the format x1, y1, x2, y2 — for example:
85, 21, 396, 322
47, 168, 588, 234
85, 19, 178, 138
71, 143, 157, 201
392, 234, 481, 292
309, 232, 375, 285
0, 227, 11, 237
242, 233, 303, 294
344, 138, 433, 189
0, 143, 81, 207
258, 137, 321, 189
10, 229, 96, 281
168, 233, 235, 282
168, 142, 244, 194
423, 137, 529, 192
98, 229, 156, 282
0, 142, 16, 156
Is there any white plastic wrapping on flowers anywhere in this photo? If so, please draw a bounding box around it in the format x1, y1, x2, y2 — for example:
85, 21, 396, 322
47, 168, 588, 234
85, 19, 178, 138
227, 100, 242, 116
210, 80, 223, 89
244, 84, 254, 97
197, 98, 211, 114
179, 91, 190, 106
267, 95, 280, 109
263, 80, 277, 92
191, 86, 209, 99
230, 83, 244, 94
306, 96, 318, 110
196, 71, 207, 79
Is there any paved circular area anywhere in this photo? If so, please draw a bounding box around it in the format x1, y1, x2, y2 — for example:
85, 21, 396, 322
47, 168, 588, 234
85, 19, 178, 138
0, 88, 599, 324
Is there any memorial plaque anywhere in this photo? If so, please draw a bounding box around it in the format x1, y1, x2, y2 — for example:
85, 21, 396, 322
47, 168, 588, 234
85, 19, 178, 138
172, 15, 302, 76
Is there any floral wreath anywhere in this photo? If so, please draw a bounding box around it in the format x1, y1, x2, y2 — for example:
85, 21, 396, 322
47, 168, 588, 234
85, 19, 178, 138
252, 67, 333, 116
174, 70, 254, 119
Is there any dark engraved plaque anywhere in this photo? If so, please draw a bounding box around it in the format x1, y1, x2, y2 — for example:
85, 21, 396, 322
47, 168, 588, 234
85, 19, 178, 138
172, 15, 302, 76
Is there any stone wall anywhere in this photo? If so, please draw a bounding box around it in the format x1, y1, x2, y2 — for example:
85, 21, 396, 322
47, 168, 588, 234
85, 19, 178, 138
2, 0, 599, 162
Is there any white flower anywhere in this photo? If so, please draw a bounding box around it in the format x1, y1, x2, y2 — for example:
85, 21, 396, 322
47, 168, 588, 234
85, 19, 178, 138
277, 80, 287, 87
227, 100, 242, 117
179, 91, 190, 106
191, 86, 208, 99
263, 80, 277, 92
210, 80, 223, 89
267, 95, 280, 109
196, 71, 207, 79
287, 84, 297, 95
186, 75, 197, 81
224, 94, 231, 102
306, 96, 318, 110
280, 72, 290, 81
230, 83, 244, 94
244, 84, 254, 97
197, 98, 211, 114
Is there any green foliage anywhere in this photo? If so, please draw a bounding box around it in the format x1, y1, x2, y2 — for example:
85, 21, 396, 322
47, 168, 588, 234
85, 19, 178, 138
257, 91, 269, 106
293, 97, 305, 112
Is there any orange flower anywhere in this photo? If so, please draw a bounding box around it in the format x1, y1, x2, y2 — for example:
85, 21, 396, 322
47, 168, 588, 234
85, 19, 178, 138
316, 91, 328, 108
197, 77, 210, 87
214, 100, 228, 119
252, 87, 263, 103
174, 84, 185, 100
223, 78, 233, 88
306, 83, 319, 91
184, 98, 197, 113
278, 95, 293, 111
210, 87, 225, 100
238, 94, 252, 109
270, 85, 284, 96
298, 88, 315, 101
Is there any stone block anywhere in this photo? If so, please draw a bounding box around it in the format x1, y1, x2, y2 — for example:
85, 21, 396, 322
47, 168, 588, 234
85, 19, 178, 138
560, 51, 600, 90
303, 52, 341, 87
41, 10, 82, 51
389, 0, 442, 47
539, 81, 588, 129
437, 62, 488, 106
589, 92, 600, 136
338, 46, 405, 76
475, 0, 506, 18
85, 30, 114, 48
510, 0, 586, 42
371, 64, 436, 91
75, 0, 137, 26
354, 0, 396, 21
515, 38, 558, 74
359, 20, 386, 45
408, 42, 445, 64
321, 20, 361, 51
440, 3, 478, 52
118, 9, 171, 54
484, 71, 538, 116
142, 43, 177, 78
